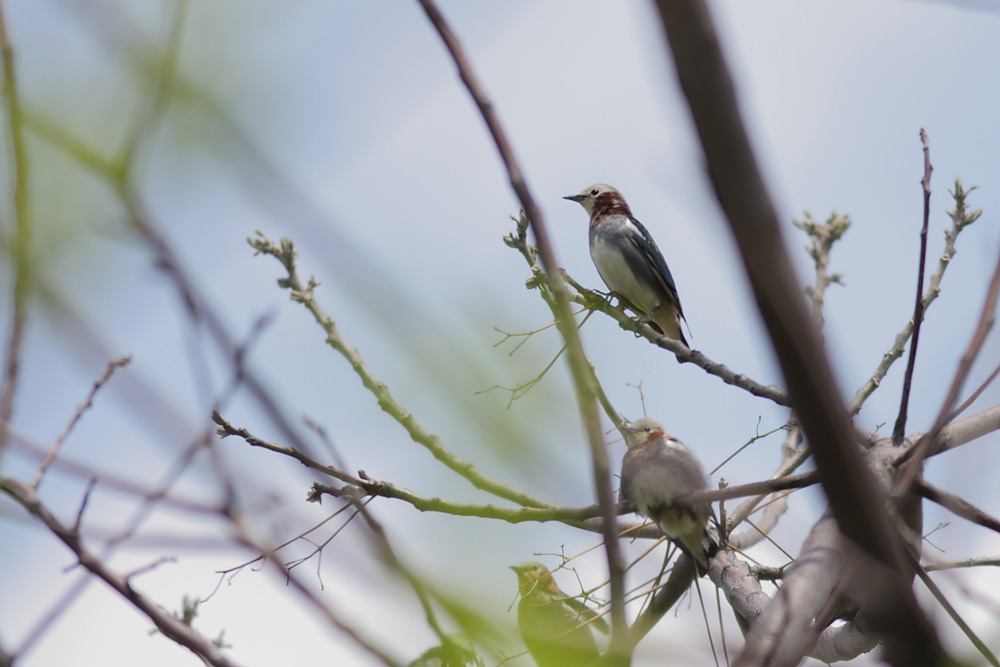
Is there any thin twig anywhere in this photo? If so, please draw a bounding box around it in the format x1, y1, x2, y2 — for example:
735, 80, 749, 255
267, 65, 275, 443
225, 509, 403, 667
892, 129, 934, 445
505, 213, 624, 425
923, 556, 1000, 572
0, 1, 31, 457
946, 360, 1000, 422
793, 212, 850, 331
849, 180, 980, 416
417, 4, 632, 650
908, 551, 1000, 667
894, 242, 1000, 496
7, 431, 220, 514
0, 479, 242, 667
244, 237, 551, 509
32, 356, 132, 489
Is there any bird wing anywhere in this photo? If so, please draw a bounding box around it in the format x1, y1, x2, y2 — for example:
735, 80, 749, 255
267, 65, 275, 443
625, 216, 685, 318
558, 595, 610, 634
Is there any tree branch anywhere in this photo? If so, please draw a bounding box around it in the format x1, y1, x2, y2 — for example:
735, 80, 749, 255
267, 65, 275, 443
653, 2, 942, 664
892, 130, 934, 445
894, 240, 1000, 495
244, 238, 553, 509
932, 403, 1000, 456
849, 180, 981, 417
917, 480, 1000, 535
0, 478, 242, 667
0, 1, 31, 460
794, 212, 850, 330
414, 2, 628, 653
31, 356, 132, 489
560, 271, 792, 407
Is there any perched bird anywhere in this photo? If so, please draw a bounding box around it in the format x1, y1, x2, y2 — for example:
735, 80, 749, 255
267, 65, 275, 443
619, 418, 717, 573
564, 184, 688, 345
408, 634, 483, 667
510, 561, 609, 667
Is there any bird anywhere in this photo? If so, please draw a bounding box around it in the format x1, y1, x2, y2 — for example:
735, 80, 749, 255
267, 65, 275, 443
564, 183, 688, 346
408, 634, 484, 667
510, 561, 609, 667
619, 418, 717, 573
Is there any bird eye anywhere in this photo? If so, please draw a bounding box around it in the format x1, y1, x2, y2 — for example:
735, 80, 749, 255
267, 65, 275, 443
590, 188, 599, 196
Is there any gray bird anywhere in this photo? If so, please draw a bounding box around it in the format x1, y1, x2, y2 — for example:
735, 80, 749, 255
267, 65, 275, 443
510, 561, 609, 667
619, 418, 716, 573
564, 184, 688, 345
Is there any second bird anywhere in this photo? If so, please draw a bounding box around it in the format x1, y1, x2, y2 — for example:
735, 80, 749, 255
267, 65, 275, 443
619, 418, 717, 573
565, 184, 688, 345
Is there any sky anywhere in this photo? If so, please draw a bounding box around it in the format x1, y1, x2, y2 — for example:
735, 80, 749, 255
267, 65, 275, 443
2, 0, 1000, 665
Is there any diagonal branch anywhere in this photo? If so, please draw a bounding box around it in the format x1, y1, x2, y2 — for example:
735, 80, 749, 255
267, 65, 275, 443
244, 237, 551, 509
0, 478, 241, 667
32, 356, 132, 489
559, 271, 792, 407
908, 552, 999, 666
916, 480, 1000, 536
653, 2, 942, 665
413, 0, 629, 653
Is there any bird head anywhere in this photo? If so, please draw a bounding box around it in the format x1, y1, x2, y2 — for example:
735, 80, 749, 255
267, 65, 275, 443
620, 418, 668, 449
563, 183, 626, 217
510, 561, 559, 597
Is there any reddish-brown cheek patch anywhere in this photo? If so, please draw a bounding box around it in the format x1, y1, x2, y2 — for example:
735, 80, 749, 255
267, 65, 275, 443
593, 192, 632, 218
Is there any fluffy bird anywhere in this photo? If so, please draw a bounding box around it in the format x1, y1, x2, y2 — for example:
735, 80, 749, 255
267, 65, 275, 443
510, 561, 609, 667
408, 634, 483, 667
619, 418, 716, 573
564, 183, 688, 345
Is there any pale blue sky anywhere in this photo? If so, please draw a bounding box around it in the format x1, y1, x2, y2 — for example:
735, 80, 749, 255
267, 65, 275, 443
2, 1, 999, 665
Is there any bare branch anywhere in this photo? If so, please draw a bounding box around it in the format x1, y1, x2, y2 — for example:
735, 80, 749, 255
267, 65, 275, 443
242, 240, 552, 509
923, 556, 1000, 572
32, 356, 132, 489
653, 2, 941, 664
399, 5, 630, 653
504, 212, 624, 425
849, 180, 981, 416
560, 271, 792, 407
892, 130, 934, 445
0, 479, 242, 667
0, 1, 31, 459
793, 212, 850, 330
932, 403, 1000, 455
917, 480, 1000, 535
909, 552, 1000, 666
225, 511, 404, 667
729, 426, 803, 549
894, 241, 1000, 495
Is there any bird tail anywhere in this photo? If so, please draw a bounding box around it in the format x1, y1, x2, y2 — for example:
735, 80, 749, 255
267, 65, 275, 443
651, 308, 688, 347
680, 530, 718, 576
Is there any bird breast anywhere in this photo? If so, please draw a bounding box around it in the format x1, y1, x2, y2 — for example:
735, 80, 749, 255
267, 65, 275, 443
589, 220, 658, 314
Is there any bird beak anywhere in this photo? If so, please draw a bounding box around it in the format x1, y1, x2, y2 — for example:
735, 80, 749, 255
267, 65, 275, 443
563, 194, 587, 202
509, 565, 522, 573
